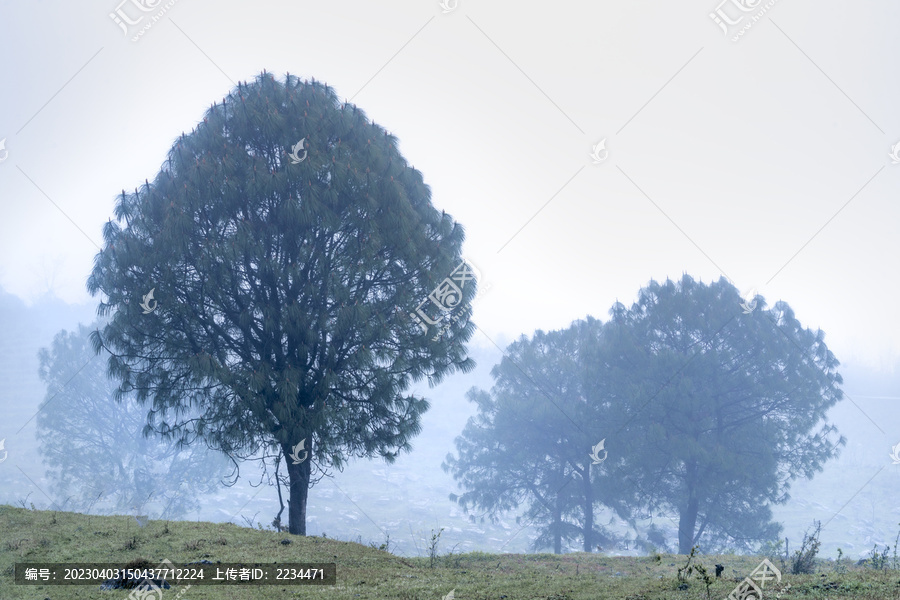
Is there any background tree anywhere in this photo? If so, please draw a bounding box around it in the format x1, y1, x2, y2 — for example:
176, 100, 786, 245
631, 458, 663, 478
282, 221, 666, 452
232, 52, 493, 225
86, 72, 476, 535
443, 319, 637, 554
591, 275, 846, 554
36, 323, 228, 518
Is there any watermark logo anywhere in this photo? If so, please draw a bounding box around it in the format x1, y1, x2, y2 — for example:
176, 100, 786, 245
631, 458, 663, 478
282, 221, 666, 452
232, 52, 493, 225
740, 287, 758, 314
889, 142, 900, 164
439, 0, 458, 13
0, 138, 8, 163
0, 438, 7, 463
289, 439, 309, 464
109, 0, 160, 35
727, 558, 781, 600
590, 139, 608, 164
288, 138, 308, 164
728, 577, 762, 600
109, 0, 181, 42
749, 558, 781, 586
709, 0, 759, 34
410, 259, 485, 341
125, 558, 190, 600
890, 442, 900, 465
460, 256, 491, 304
589, 439, 608, 464
774, 584, 792, 599
709, 0, 780, 42
140, 288, 158, 314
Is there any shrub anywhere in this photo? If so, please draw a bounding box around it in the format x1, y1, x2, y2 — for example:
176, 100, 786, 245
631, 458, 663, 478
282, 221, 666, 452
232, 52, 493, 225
428, 528, 444, 569
790, 520, 821, 574
869, 544, 889, 570
834, 548, 846, 574
892, 523, 900, 571
676, 546, 714, 599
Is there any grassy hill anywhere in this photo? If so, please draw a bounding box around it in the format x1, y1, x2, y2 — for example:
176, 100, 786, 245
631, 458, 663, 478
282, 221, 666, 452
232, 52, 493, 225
2, 505, 899, 599
2, 287, 899, 565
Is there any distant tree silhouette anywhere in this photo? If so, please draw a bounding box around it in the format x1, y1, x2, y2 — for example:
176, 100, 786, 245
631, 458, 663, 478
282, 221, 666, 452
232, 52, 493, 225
590, 275, 845, 554
37, 323, 228, 517
444, 319, 637, 554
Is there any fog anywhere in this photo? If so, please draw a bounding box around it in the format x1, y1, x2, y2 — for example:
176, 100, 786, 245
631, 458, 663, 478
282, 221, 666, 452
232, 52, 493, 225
1, 1, 899, 560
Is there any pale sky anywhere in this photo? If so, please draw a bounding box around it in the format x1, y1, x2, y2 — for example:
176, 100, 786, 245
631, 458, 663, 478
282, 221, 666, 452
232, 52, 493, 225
1, 0, 899, 370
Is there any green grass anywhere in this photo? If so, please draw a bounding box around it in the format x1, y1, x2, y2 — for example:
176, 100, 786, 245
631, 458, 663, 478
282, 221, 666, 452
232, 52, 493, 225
2, 505, 899, 599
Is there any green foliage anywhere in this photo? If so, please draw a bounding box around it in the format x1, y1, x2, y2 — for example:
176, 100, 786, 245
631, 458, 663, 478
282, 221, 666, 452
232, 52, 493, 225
86, 71, 475, 535
868, 543, 889, 570
692, 562, 715, 600
596, 275, 844, 554
428, 527, 444, 568
443, 318, 634, 554
834, 547, 847, 574
790, 520, 822, 574
676, 545, 699, 582
894, 525, 900, 570
444, 275, 845, 557
864, 524, 900, 573
8, 506, 900, 600
675, 545, 715, 599
367, 532, 393, 553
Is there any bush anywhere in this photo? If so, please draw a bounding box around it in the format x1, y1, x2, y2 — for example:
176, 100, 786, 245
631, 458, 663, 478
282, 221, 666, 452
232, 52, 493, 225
675, 546, 714, 599
790, 520, 821, 574
868, 544, 889, 570
834, 548, 847, 574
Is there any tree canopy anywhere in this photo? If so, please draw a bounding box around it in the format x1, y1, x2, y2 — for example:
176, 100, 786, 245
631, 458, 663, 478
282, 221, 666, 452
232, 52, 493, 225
445, 275, 845, 554
87, 71, 477, 534
593, 275, 846, 553
444, 319, 640, 554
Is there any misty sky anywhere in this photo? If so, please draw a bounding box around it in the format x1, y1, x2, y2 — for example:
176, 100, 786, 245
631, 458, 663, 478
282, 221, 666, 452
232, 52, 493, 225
1, 0, 899, 371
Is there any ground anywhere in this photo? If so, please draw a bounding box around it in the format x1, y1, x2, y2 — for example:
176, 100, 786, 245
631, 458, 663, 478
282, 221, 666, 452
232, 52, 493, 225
1, 505, 898, 599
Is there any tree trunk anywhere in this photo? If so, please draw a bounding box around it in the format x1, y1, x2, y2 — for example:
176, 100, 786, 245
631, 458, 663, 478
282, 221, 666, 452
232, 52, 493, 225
282, 441, 311, 535
582, 466, 594, 552
553, 491, 563, 554
678, 494, 699, 554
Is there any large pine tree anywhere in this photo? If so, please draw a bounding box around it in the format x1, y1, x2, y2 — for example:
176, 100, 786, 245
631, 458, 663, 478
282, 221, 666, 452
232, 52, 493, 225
87, 71, 476, 535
